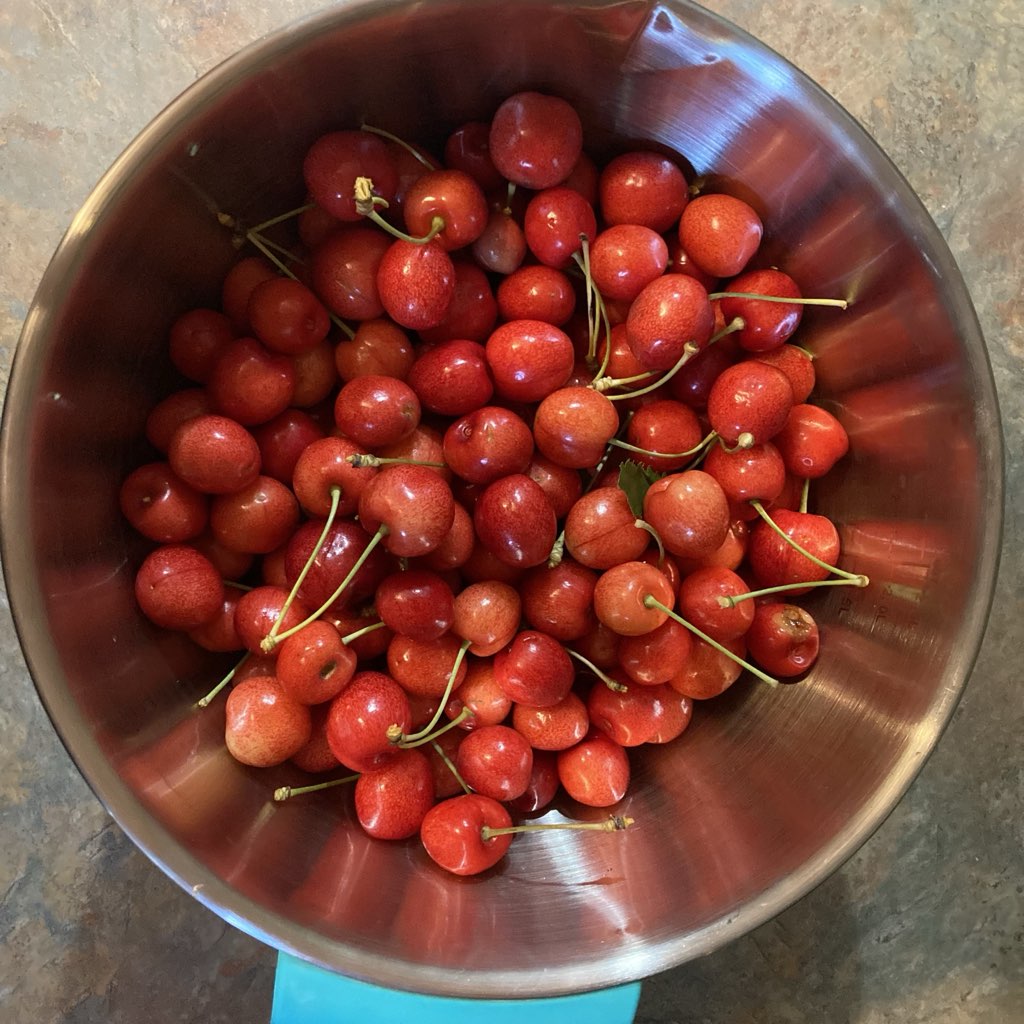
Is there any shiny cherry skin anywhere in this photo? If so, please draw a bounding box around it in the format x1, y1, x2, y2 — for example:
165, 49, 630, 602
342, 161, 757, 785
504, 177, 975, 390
134, 544, 223, 631
533, 386, 619, 470
677, 566, 754, 642
119, 462, 208, 543
168, 308, 234, 383
508, 751, 561, 814
445, 659, 512, 731
746, 603, 820, 677
276, 621, 356, 705
524, 454, 583, 519
719, 268, 804, 353
520, 559, 598, 642
774, 403, 850, 478
593, 560, 674, 636
472, 209, 528, 275
452, 580, 521, 656
473, 473, 557, 569
485, 319, 575, 403
557, 729, 629, 808
523, 187, 598, 269
247, 277, 330, 355
494, 630, 575, 707
707, 360, 794, 446
326, 670, 411, 773
224, 676, 312, 768
443, 405, 534, 485
678, 193, 763, 278
748, 508, 840, 592
377, 239, 455, 331
667, 634, 746, 699
234, 585, 311, 653
420, 793, 513, 876
455, 724, 533, 802
209, 474, 299, 555
564, 486, 649, 569
334, 373, 420, 449
496, 264, 576, 326
357, 464, 456, 558
168, 413, 261, 495
207, 336, 295, 426
444, 121, 505, 191
252, 408, 326, 485
488, 91, 583, 190
624, 399, 703, 472
642, 470, 730, 562
590, 224, 669, 303
418, 260, 498, 345
587, 680, 691, 747
403, 168, 488, 250
753, 345, 816, 403
387, 633, 468, 699
311, 225, 392, 321
145, 388, 213, 453
375, 569, 454, 641
335, 318, 415, 383
703, 440, 787, 506
626, 274, 714, 371
617, 617, 692, 686
512, 692, 589, 752
408, 339, 494, 416
354, 748, 435, 840
291, 435, 376, 518
599, 151, 689, 233
303, 129, 397, 222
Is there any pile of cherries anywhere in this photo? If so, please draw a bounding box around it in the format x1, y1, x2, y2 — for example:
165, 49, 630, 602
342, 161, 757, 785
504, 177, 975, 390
123, 91, 863, 876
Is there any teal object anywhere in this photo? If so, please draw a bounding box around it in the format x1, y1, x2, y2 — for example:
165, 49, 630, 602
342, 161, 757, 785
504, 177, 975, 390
272, 951, 642, 1022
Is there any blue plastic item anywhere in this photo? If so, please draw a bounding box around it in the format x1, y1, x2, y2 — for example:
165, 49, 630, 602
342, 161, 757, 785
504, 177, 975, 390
272, 951, 642, 1023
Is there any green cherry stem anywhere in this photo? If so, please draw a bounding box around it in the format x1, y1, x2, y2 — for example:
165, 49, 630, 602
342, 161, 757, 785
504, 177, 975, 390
353, 176, 444, 244
634, 519, 666, 566
603, 342, 701, 402
249, 203, 317, 235
360, 124, 438, 169
547, 531, 566, 569
643, 595, 779, 687
707, 291, 848, 309
718, 575, 869, 608
196, 652, 250, 708
223, 579, 253, 592
266, 524, 390, 650
708, 316, 746, 344
394, 638, 472, 747
431, 740, 472, 795
799, 477, 811, 515
565, 648, 628, 692
749, 500, 867, 583
274, 773, 359, 802
394, 707, 474, 750
608, 430, 717, 462
481, 815, 634, 841
718, 432, 755, 453
339, 619, 387, 646
262, 486, 342, 651
346, 453, 446, 469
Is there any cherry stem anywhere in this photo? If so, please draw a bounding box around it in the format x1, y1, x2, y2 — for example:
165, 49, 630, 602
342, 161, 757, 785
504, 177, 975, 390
546, 531, 566, 569
634, 518, 666, 566
395, 638, 472, 747
565, 648, 627, 692
799, 477, 811, 515
749, 500, 867, 583
718, 575, 869, 608
571, 235, 601, 365
346, 453, 446, 469
223, 579, 253, 592
262, 486, 342, 651
360, 123, 438, 169
353, 176, 445, 244
608, 431, 716, 461
708, 316, 745, 344
592, 368, 656, 392
339, 619, 387, 646
481, 815, 634, 841
707, 290, 848, 309
604, 342, 701, 402
268, 524, 389, 649
431, 740, 472, 795
394, 706, 474, 750
249, 203, 317, 235
250, 232, 306, 265
273, 773, 359, 802
643, 596, 779, 687
718, 432, 755, 453
196, 652, 249, 708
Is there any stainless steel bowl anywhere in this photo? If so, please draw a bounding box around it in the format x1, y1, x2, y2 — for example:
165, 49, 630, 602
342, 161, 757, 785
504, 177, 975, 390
0, 0, 1002, 1000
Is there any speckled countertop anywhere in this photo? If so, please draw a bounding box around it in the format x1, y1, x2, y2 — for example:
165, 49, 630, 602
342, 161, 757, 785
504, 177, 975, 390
1, 2, 1021, 1022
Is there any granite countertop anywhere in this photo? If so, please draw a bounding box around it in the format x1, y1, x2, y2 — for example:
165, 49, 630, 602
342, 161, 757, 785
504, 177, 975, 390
1, 1, 1021, 1021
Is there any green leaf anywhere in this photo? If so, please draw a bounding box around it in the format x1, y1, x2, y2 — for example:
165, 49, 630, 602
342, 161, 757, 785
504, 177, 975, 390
617, 460, 658, 518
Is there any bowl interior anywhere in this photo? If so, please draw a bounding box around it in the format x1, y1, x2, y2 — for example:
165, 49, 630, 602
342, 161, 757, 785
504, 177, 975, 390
0, 0, 1001, 998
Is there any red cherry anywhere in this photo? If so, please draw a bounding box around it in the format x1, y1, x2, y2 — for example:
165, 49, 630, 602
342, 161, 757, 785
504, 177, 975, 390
523, 187, 598, 269
207, 336, 295, 426
748, 508, 840, 592
677, 566, 754, 642
420, 793, 513, 875
234, 585, 311, 654
168, 413, 262, 496
376, 239, 455, 331
564, 486, 648, 569
355, 748, 435, 840
524, 454, 583, 519
473, 473, 557, 569
471, 209, 527, 276
252, 409, 326, 485
291, 435, 376, 518
247, 277, 330, 355
718, 268, 804, 352
168, 308, 234, 383
311, 225, 392, 321
593, 559, 674, 636
485, 319, 575, 403
508, 751, 561, 814
590, 224, 669, 304
493, 630, 575, 707
209, 474, 300, 555
746, 603, 821, 677
276, 621, 356, 705
444, 659, 512, 731
145, 388, 213, 453
403, 169, 488, 250
452, 580, 521, 656
587, 680, 688, 747
290, 704, 342, 774
442, 405, 534, 484
557, 730, 629, 808
774, 403, 850, 478
642, 470, 730, 562
752, 344, 816, 403
407, 339, 494, 416
706, 361, 794, 446
357, 464, 455, 558
512, 692, 589, 751
334, 319, 414, 383
419, 260, 498, 345
617, 618, 692, 686
119, 462, 208, 543
333, 374, 421, 448
520, 559, 597, 642
455, 724, 533, 802
188, 589, 244, 653
667, 635, 746, 699
326, 670, 411, 772
221, 256, 276, 332
488, 92, 583, 190
387, 633, 468, 699
703, 440, 787, 505
420, 501, 475, 573
375, 569, 454, 641
444, 121, 505, 192
303, 130, 397, 222
533, 386, 619, 470
668, 339, 740, 411
624, 399, 703, 472
678, 193, 763, 278
224, 676, 312, 768
626, 275, 714, 371
134, 544, 223, 631
599, 151, 689, 232
496, 265, 576, 326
